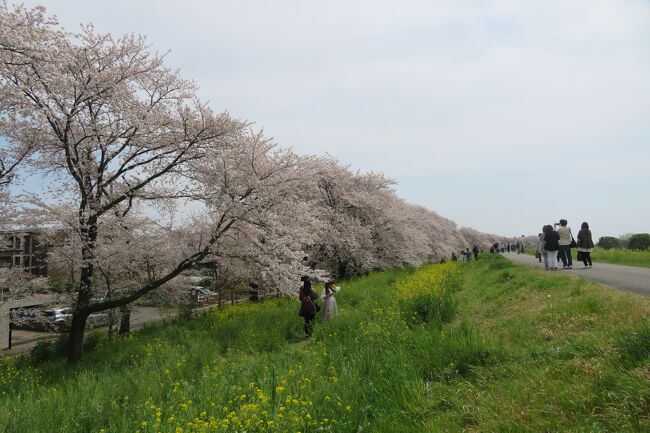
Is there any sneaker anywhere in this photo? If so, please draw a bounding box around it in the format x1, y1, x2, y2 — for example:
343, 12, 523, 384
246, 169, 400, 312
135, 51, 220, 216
568, 266, 572, 269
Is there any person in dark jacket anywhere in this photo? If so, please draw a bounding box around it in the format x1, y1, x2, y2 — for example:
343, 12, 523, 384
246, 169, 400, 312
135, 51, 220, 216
543, 224, 560, 270
298, 278, 318, 337
577, 221, 595, 268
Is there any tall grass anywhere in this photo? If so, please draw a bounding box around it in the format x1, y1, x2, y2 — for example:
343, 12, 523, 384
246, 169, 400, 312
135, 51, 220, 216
1, 264, 475, 433
591, 248, 650, 268
1, 257, 649, 432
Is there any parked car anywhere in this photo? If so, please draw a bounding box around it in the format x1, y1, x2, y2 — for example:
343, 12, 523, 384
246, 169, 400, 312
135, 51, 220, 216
42, 308, 110, 332
187, 287, 218, 305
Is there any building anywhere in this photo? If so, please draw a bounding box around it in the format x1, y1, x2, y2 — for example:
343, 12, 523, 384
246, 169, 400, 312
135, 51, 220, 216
0, 231, 48, 277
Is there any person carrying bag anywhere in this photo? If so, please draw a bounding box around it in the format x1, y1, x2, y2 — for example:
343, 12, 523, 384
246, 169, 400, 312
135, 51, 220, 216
298, 278, 319, 337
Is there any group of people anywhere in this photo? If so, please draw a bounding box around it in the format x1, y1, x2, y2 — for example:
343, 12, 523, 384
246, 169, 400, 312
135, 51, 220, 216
297, 277, 339, 337
490, 242, 525, 254
450, 246, 480, 262
535, 219, 595, 270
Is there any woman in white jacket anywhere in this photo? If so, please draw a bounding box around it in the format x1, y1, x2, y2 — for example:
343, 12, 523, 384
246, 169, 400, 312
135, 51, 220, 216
321, 281, 338, 321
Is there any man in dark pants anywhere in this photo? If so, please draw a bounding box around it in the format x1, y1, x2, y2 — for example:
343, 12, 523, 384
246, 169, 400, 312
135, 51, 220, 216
556, 220, 573, 269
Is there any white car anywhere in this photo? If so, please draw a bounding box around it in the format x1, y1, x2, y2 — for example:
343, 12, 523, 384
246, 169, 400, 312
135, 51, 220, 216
187, 287, 218, 305
43, 308, 110, 332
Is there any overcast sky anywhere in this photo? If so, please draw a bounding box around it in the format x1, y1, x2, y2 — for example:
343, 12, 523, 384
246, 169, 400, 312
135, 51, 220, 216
13, 0, 650, 238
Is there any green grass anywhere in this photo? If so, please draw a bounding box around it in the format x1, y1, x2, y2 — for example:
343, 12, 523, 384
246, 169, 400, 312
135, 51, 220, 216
591, 248, 650, 268
1, 257, 650, 432
526, 247, 650, 268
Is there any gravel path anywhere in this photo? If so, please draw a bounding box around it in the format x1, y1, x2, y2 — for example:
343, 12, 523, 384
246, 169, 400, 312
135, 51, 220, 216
505, 252, 650, 297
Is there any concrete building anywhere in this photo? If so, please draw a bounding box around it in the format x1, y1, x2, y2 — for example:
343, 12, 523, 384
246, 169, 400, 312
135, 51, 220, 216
0, 230, 48, 277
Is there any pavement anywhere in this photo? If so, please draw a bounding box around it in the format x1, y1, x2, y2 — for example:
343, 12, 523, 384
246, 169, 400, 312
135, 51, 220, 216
504, 252, 650, 297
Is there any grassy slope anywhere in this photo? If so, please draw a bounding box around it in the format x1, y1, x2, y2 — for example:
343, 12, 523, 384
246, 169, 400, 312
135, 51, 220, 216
431, 255, 650, 432
1, 257, 650, 432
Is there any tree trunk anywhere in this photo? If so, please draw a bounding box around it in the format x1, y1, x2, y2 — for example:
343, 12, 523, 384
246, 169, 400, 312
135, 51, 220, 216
118, 305, 131, 335
337, 261, 348, 280
107, 309, 115, 337
67, 312, 88, 363
67, 214, 98, 363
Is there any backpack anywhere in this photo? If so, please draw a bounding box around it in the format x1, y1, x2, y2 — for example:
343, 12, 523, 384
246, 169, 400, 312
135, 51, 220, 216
299, 293, 317, 317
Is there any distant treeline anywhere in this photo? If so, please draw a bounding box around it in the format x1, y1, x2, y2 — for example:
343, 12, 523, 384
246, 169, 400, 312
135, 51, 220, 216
598, 233, 650, 250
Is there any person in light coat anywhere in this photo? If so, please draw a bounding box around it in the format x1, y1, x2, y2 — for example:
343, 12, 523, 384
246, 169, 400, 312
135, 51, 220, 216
536, 232, 547, 268
556, 219, 573, 269
321, 281, 338, 321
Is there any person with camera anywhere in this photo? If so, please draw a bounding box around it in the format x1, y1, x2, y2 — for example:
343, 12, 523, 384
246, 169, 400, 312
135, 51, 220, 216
555, 219, 574, 269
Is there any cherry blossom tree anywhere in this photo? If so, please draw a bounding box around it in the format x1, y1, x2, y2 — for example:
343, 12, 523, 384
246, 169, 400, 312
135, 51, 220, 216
1, 3, 61, 188
296, 157, 391, 278
0, 4, 502, 363
190, 131, 321, 295
458, 227, 497, 251
0, 4, 246, 362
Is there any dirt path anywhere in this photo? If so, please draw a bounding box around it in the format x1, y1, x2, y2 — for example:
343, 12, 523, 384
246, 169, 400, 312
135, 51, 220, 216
505, 252, 650, 297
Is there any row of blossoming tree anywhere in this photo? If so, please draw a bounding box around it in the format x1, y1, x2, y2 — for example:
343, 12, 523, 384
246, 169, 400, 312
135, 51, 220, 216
0, 4, 496, 362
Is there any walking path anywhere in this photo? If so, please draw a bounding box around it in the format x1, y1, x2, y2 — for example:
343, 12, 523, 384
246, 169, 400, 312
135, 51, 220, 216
2, 296, 258, 356
505, 252, 650, 297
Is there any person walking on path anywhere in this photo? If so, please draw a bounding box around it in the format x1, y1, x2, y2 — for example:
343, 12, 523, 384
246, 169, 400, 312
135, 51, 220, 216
577, 222, 595, 268
556, 219, 574, 269
321, 281, 338, 321
543, 224, 560, 271
298, 278, 319, 337
536, 232, 546, 266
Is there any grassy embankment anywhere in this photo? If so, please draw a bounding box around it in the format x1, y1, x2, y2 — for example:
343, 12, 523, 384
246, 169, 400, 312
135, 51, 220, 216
590, 248, 650, 268
527, 247, 650, 268
1, 255, 650, 432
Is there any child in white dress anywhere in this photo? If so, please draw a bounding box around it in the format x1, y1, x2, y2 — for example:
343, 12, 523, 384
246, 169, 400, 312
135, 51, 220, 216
321, 281, 338, 321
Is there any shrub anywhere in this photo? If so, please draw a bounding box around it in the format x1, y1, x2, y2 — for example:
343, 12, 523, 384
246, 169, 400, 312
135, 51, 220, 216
176, 302, 198, 319
30, 338, 63, 362
598, 236, 621, 250
628, 233, 650, 251
30, 331, 105, 362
